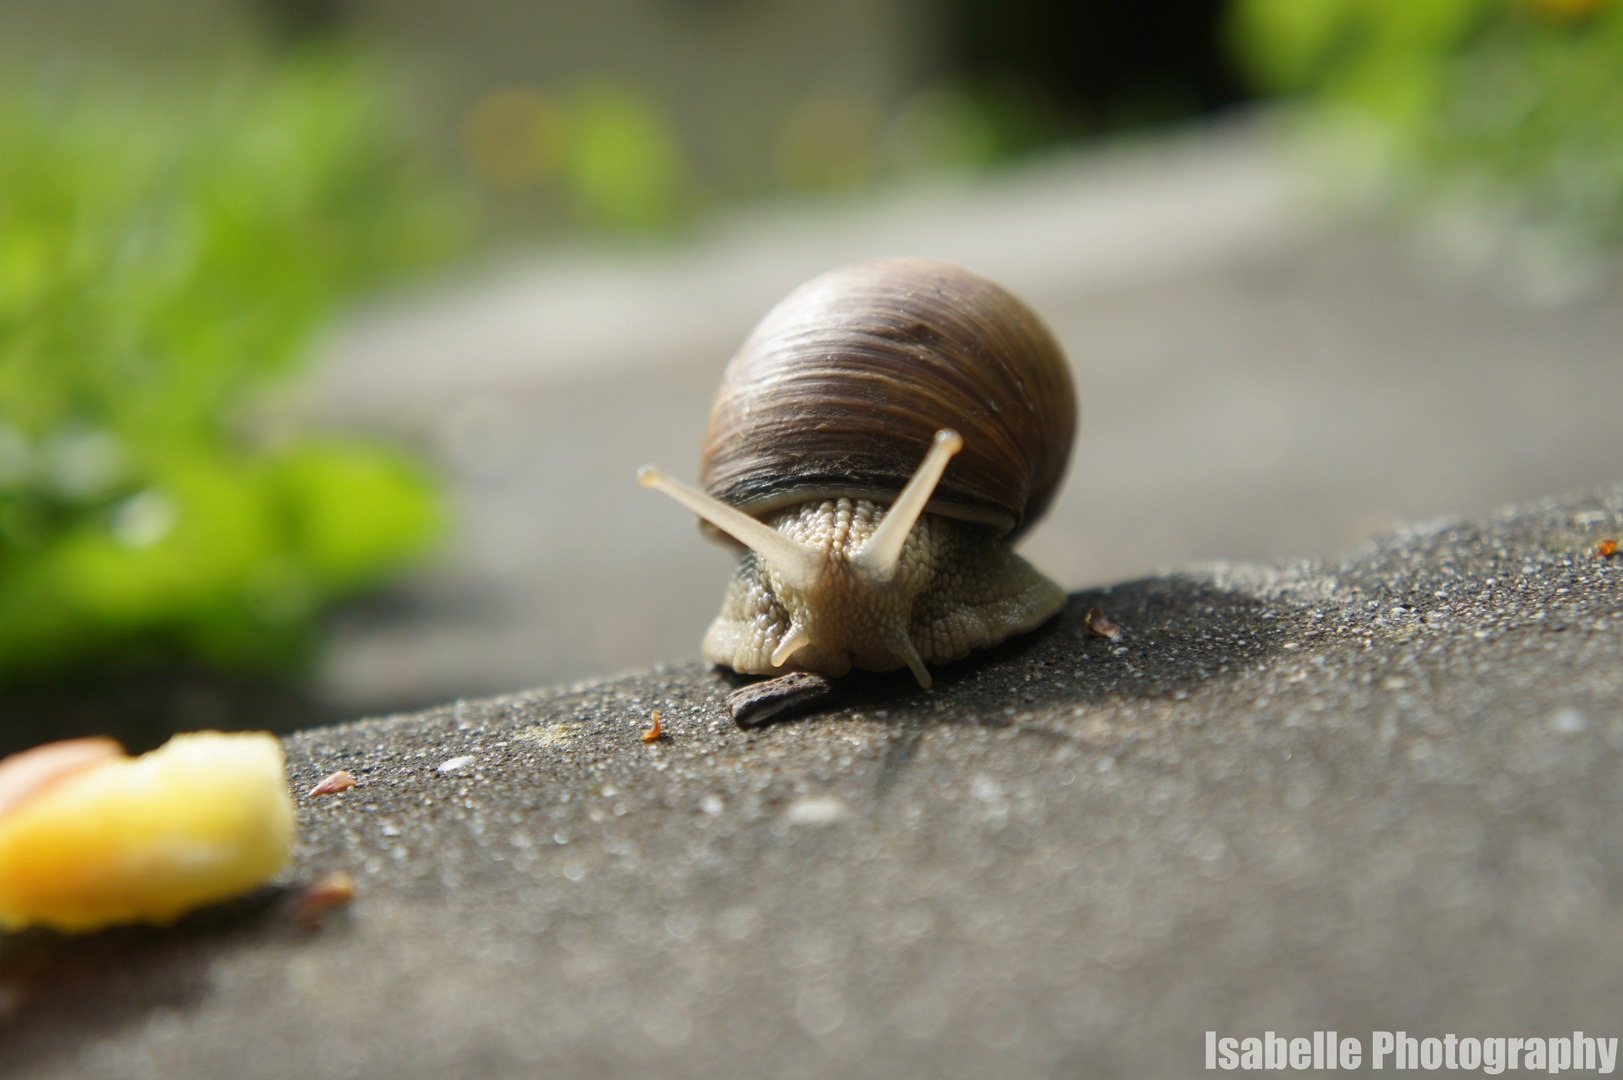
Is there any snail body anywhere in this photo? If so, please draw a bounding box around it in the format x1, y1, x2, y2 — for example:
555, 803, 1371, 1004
640, 257, 1076, 688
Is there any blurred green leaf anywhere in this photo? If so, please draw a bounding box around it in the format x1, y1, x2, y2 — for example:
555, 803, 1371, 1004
565, 82, 690, 233
1229, 0, 1623, 249
0, 45, 469, 684
272, 440, 443, 592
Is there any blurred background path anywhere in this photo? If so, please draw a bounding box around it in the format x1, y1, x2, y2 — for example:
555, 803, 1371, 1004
305, 121, 1623, 713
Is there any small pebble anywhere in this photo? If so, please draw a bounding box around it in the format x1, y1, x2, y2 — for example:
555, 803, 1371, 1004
437, 756, 475, 775
784, 794, 849, 826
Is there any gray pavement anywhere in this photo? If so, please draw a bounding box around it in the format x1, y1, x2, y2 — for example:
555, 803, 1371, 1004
303, 121, 1623, 716
3, 486, 1620, 1078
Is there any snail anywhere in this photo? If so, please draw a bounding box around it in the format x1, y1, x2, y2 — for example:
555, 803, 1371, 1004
639, 257, 1076, 689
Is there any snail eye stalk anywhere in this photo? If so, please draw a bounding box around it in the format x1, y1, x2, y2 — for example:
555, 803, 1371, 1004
637, 467, 823, 592
849, 428, 962, 588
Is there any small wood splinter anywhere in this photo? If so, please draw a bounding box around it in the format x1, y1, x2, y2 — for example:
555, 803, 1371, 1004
726, 672, 836, 728
1084, 607, 1122, 639
308, 770, 356, 796
642, 709, 663, 743
1594, 539, 1619, 559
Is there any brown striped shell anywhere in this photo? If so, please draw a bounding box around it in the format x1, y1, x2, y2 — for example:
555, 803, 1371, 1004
699, 257, 1076, 540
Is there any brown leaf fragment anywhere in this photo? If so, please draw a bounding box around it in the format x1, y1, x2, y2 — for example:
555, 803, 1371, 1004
1085, 607, 1122, 639
1594, 538, 1619, 559
726, 671, 836, 728
290, 870, 355, 929
642, 709, 663, 742
308, 770, 356, 796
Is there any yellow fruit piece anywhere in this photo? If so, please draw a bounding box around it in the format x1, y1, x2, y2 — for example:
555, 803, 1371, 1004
0, 732, 295, 933
0, 737, 123, 819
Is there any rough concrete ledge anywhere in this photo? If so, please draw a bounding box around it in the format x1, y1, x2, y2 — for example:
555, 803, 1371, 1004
3, 486, 1622, 1079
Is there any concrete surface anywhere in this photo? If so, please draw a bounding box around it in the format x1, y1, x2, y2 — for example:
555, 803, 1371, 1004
302, 121, 1623, 715
3, 485, 1620, 1079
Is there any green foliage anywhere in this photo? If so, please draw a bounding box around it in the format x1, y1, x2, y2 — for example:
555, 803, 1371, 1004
1229, 0, 1623, 244
461, 81, 692, 234
0, 47, 467, 683
564, 83, 691, 232
460, 76, 1067, 222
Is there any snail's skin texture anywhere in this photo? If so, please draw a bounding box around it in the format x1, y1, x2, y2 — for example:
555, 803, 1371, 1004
703, 498, 1066, 686
0, 731, 294, 933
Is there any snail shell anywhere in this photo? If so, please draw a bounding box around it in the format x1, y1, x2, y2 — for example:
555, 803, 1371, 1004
639, 257, 1077, 689
700, 257, 1075, 540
